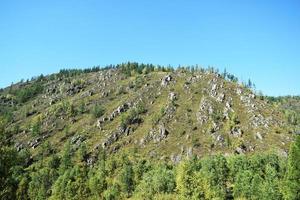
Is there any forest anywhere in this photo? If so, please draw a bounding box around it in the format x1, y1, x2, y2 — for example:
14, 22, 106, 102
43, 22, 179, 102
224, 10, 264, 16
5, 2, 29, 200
0, 135, 299, 200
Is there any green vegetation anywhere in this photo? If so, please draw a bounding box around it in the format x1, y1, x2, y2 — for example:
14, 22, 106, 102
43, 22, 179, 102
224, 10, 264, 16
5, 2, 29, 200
10, 81, 44, 103
0, 63, 299, 199
283, 135, 300, 200
91, 104, 105, 118
1, 143, 299, 199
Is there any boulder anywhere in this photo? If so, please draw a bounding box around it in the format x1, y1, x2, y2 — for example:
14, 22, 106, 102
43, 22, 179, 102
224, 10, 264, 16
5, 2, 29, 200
186, 147, 193, 158
235, 145, 247, 154
169, 92, 177, 101
161, 75, 172, 86
231, 127, 243, 137
170, 154, 181, 164
255, 132, 263, 140
160, 124, 168, 136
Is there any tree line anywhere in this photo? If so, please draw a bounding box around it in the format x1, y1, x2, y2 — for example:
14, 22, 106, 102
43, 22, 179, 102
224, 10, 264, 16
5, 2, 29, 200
1, 135, 299, 200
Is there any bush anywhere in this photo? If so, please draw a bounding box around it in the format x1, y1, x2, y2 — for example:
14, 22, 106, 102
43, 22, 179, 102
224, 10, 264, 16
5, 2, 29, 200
14, 82, 44, 103
92, 104, 105, 118
31, 117, 42, 137
151, 107, 165, 125
121, 104, 145, 128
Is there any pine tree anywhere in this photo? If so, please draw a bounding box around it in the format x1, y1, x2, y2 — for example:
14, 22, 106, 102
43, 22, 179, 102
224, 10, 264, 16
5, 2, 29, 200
283, 135, 300, 200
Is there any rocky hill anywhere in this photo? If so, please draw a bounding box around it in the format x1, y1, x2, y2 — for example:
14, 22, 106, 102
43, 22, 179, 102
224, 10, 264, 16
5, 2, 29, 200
1, 63, 300, 200
0, 63, 295, 162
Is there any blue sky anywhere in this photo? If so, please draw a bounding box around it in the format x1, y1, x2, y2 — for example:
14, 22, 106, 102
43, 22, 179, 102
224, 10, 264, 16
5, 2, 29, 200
0, 0, 299, 96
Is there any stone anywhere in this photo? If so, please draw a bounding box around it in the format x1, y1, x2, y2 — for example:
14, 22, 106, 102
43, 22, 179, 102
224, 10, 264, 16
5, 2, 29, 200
235, 145, 247, 154
15, 142, 24, 152
217, 93, 225, 102
231, 127, 243, 137
153, 124, 169, 143
169, 92, 177, 101
159, 124, 168, 137
170, 154, 181, 164
87, 156, 96, 166
216, 134, 225, 143
255, 132, 263, 140
161, 75, 172, 86
225, 101, 231, 109
28, 138, 41, 149
186, 147, 193, 158
211, 83, 217, 91
70, 135, 86, 148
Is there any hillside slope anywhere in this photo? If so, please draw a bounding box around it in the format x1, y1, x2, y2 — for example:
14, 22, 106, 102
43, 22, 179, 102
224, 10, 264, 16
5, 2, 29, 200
0, 64, 295, 162
1, 63, 300, 200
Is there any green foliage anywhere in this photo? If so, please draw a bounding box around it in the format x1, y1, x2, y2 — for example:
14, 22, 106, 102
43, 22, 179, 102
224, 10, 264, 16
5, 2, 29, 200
40, 141, 54, 159
28, 167, 58, 200
118, 159, 134, 197
0, 146, 30, 200
103, 184, 120, 200
283, 135, 300, 200
134, 164, 176, 200
50, 166, 90, 200
229, 154, 283, 200
151, 107, 165, 125
91, 104, 105, 118
120, 103, 145, 128
31, 116, 42, 137
0, 146, 19, 199
0, 144, 294, 200
78, 100, 86, 114
88, 163, 107, 198
12, 82, 44, 103
77, 143, 88, 162
59, 140, 73, 174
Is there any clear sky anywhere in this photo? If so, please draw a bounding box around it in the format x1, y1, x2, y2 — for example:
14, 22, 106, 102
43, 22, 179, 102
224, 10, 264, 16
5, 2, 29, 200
0, 0, 299, 96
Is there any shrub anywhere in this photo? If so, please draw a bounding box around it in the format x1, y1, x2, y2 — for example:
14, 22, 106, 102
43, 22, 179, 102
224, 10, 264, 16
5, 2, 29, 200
92, 104, 105, 118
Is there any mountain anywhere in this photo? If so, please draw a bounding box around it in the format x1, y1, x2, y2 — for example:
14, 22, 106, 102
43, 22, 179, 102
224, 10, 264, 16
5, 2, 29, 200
1, 63, 299, 200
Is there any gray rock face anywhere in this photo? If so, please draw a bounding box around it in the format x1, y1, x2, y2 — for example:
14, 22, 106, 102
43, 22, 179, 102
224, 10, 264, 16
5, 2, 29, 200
169, 92, 177, 101
97, 117, 108, 129
81, 90, 94, 98
170, 154, 181, 164
223, 99, 234, 120
66, 84, 84, 96
139, 125, 169, 145
255, 132, 263, 140
216, 93, 225, 102
235, 145, 247, 154
139, 129, 155, 146
98, 102, 131, 127
102, 126, 132, 149
231, 127, 243, 137
196, 98, 213, 124
28, 138, 41, 149
250, 114, 270, 128
186, 147, 193, 158
15, 142, 24, 152
0, 95, 16, 106
161, 75, 172, 86
158, 124, 169, 138
236, 88, 242, 95
71, 135, 86, 148
87, 156, 96, 166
